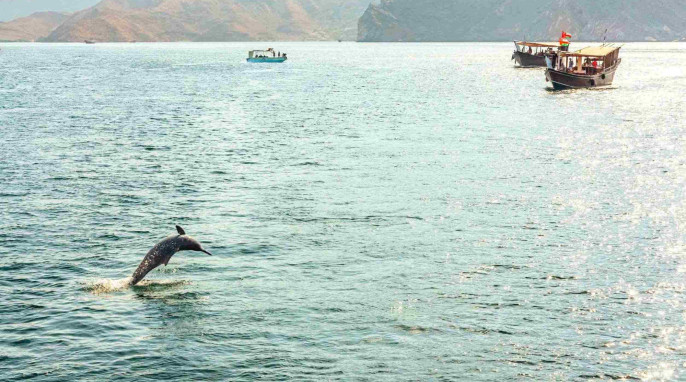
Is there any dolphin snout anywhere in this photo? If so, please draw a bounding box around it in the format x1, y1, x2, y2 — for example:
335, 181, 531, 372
201, 249, 213, 256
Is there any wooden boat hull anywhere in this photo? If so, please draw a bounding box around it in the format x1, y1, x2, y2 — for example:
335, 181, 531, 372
512, 51, 547, 67
247, 57, 287, 63
545, 59, 621, 90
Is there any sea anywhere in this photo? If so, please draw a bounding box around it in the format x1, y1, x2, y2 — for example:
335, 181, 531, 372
1, 42, 685, 381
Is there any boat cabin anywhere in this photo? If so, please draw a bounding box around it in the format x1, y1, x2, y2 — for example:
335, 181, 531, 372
547, 45, 621, 75
514, 41, 560, 56
249, 49, 283, 58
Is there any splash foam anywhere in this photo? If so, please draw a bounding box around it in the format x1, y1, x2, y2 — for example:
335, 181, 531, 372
84, 277, 133, 294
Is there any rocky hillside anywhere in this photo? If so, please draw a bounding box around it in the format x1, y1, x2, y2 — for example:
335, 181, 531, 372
358, 0, 686, 42
41, 0, 370, 42
0, 12, 71, 42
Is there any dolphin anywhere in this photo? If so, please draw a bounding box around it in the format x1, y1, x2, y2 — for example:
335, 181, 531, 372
130, 225, 213, 286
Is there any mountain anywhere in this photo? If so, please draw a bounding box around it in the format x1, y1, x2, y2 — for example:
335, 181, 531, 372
0, 12, 70, 42
41, 0, 370, 42
358, 0, 686, 42
0, 0, 100, 22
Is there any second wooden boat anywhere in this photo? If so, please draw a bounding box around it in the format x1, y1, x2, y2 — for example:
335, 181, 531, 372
512, 41, 562, 67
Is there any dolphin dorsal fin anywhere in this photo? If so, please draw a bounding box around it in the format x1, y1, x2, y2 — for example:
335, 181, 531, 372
176, 225, 186, 235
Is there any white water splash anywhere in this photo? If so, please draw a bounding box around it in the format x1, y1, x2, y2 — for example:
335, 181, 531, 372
84, 277, 133, 294
83, 278, 191, 294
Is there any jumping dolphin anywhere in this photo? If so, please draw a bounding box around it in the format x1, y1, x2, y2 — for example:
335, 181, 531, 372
130, 225, 213, 286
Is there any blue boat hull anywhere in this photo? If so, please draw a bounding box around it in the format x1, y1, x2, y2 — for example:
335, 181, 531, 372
247, 57, 287, 63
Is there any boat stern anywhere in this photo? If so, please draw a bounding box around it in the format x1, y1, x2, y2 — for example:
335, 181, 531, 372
512, 51, 522, 66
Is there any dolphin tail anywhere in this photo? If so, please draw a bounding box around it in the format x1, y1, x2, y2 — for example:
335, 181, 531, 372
129, 273, 144, 286
131, 259, 156, 286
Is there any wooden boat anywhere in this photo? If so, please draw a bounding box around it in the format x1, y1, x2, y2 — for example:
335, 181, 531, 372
247, 48, 287, 63
544, 45, 622, 90
512, 41, 562, 67
84, 40, 96, 44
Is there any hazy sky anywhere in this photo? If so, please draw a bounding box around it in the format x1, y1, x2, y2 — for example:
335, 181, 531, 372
0, 0, 100, 21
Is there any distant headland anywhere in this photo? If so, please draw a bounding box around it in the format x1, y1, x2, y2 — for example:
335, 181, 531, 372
358, 0, 686, 42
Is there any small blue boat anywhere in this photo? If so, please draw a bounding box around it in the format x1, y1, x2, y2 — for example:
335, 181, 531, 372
247, 49, 287, 63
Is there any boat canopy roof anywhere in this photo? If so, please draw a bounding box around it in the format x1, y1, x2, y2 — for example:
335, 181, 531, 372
560, 45, 621, 58
514, 41, 560, 48
249, 48, 277, 53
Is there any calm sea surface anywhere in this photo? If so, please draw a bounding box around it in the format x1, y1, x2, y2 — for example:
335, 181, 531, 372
1, 42, 685, 381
